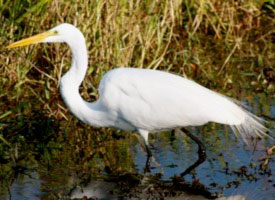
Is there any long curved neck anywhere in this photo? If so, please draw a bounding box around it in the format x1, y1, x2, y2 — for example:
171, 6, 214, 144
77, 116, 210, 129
59, 36, 108, 127
60, 37, 88, 97
67, 42, 88, 87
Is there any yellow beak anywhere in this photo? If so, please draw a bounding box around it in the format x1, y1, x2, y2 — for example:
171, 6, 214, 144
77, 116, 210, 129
7, 31, 57, 49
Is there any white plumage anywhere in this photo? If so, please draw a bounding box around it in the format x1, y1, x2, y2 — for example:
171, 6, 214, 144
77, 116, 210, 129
8, 23, 270, 147
84, 67, 268, 144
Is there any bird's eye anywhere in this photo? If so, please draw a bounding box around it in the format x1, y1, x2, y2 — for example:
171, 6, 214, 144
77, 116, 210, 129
54, 30, 58, 35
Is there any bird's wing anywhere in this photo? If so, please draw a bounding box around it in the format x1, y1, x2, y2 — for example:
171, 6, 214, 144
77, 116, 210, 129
97, 68, 245, 131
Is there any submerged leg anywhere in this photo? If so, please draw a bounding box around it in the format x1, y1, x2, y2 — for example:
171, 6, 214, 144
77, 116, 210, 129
180, 128, 206, 177
144, 143, 152, 173
137, 129, 152, 173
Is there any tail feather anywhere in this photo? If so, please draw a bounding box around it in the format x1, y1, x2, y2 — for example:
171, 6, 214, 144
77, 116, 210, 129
230, 107, 271, 145
218, 95, 272, 145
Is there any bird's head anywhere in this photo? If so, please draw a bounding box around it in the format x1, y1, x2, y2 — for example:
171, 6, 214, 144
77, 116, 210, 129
7, 23, 84, 49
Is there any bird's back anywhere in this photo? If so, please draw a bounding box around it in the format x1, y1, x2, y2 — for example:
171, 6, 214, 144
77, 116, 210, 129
97, 68, 246, 132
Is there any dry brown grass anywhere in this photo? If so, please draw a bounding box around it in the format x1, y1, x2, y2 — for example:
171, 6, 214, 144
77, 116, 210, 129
0, 0, 274, 122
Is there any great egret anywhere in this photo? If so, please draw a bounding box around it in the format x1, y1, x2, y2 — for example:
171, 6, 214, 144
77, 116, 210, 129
8, 23, 270, 175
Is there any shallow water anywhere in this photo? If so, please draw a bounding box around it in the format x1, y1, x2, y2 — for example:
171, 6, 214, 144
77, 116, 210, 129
0, 96, 274, 199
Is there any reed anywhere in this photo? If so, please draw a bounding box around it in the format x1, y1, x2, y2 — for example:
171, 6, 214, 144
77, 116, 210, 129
0, 0, 274, 146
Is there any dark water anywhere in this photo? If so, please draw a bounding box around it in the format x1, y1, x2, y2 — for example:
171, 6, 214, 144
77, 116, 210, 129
0, 97, 274, 199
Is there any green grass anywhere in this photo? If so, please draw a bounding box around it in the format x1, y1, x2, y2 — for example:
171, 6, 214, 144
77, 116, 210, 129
1, 0, 274, 123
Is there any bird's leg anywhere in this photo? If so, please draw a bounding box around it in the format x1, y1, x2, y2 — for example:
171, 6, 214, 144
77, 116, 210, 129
137, 130, 153, 173
144, 143, 152, 173
136, 133, 153, 173
180, 128, 206, 177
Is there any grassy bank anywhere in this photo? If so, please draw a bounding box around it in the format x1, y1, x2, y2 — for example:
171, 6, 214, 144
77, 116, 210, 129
1, 0, 274, 123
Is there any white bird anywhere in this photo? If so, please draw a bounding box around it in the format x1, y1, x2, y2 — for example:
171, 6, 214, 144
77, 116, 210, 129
7, 23, 270, 175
